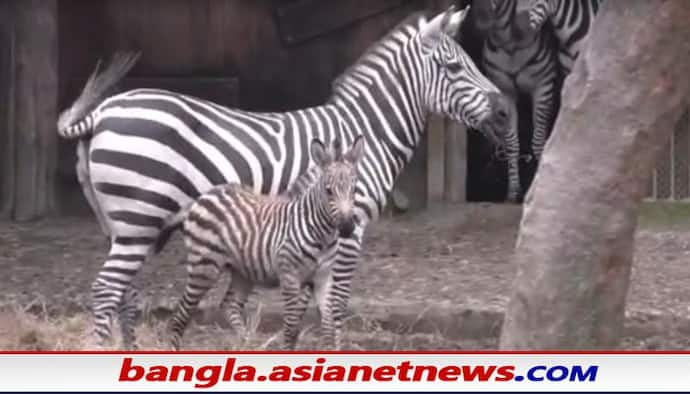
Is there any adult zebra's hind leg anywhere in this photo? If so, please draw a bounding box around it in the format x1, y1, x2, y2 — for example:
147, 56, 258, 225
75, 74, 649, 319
90, 237, 151, 348
118, 285, 141, 350
76, 141, 110, 237
168, 255, 222, 350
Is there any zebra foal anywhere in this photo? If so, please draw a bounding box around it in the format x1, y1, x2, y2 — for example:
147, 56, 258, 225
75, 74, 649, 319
168, 135, 365, 350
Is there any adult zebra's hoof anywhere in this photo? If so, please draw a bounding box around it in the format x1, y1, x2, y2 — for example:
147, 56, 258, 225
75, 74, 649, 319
506, 192, 521, 204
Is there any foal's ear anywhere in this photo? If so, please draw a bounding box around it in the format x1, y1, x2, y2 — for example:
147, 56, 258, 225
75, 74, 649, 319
344, 135, 366, 165
310, 138, 332, 167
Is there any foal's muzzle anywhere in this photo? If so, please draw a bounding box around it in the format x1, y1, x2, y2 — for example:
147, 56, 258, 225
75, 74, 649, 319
338, 219, 356, 239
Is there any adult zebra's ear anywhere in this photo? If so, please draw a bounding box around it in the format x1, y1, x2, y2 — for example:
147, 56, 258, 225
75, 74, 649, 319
344, 135, 366, 165
311, 138, 333, 167
442, 5, 470, 37
420, 4, 470, 53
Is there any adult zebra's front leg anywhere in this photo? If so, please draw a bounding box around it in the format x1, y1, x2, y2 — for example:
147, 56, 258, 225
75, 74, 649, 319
484, 67, 521, 203
530, 79, 557, 162
504, 104, 521, 203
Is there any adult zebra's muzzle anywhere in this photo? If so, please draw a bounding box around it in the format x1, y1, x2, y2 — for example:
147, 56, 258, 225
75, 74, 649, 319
478, 92, 514, 148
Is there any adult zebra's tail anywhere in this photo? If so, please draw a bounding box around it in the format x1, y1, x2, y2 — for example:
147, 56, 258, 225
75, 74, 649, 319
57, 51, 140, 139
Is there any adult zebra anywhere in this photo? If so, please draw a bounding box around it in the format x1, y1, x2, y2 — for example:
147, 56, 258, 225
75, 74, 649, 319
57, 5, 514, 350
519, 0, 603, 74
472, 0, 561, 198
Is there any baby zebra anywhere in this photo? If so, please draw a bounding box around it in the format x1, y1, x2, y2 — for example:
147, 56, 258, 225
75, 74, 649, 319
168, 135, 365, 350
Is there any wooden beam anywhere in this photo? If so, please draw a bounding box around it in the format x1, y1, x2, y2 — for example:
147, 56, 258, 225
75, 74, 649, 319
426, 115, 446, 203
0, 2, 16, 218
444, 119, 467, 203
275, 0, 406, 46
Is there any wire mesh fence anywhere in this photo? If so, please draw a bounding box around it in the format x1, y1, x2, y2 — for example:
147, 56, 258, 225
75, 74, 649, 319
649, 107, 690, 201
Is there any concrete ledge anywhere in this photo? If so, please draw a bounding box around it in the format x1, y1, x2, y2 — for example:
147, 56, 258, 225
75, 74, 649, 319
143, 301, 690, 347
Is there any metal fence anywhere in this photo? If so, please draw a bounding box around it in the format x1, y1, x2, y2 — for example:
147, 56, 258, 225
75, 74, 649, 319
648, 108, 690, 200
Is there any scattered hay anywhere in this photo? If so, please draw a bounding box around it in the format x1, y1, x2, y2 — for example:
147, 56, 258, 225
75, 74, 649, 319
0, 303, 89, 350
0, 299, 482, 350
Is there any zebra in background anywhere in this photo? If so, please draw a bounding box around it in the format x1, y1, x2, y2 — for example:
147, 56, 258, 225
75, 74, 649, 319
472, 0, 561, 196
168, 135, 365, 350
519, 0, 603, 74
57, 4, 514, 350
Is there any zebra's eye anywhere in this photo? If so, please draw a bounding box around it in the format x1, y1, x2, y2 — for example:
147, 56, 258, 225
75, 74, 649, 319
325, 187, 334, 197
446, 62, 463, 73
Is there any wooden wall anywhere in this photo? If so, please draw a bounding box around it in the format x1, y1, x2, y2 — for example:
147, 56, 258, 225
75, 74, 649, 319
0, 0, 487, 219
56, 0, 429, 213
58, 0, 423, 112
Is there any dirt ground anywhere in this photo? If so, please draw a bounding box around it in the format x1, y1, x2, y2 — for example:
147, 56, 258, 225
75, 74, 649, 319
1, 202, 690, 350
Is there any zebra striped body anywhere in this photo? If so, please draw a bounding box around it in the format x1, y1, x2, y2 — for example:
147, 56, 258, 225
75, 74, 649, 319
521, 0, 603, 74
168, 137, 364, 350
57, 5, 514, 350
474, 0, 561, 199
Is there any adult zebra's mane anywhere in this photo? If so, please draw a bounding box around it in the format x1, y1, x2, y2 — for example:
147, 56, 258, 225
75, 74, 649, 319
329, 12, 427, 100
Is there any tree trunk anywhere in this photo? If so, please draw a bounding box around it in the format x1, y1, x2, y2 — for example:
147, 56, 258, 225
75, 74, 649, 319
500, 0, 690, 349
0, 0, 58, 221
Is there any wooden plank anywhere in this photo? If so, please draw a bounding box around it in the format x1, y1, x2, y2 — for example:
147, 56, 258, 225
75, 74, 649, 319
275, 0, 406, 45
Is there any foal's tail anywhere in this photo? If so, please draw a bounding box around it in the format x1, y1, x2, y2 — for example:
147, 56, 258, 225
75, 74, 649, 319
154, 203, 193, 254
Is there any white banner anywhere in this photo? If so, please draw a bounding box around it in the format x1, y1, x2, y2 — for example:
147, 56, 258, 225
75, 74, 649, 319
0, 352, 687, 392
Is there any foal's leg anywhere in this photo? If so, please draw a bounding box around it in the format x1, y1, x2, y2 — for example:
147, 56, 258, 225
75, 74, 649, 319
219, 269, 253, 338
168, 255, 222, 350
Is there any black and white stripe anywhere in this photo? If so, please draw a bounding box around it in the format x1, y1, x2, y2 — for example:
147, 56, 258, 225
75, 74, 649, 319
168, 136, 364, 350
521, 0, 602, 74
57, 5, 513, 350
473, 0, 561, 201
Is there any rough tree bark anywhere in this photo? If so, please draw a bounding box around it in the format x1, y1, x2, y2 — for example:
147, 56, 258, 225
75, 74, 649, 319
500, 0, 690, 349
0, 0, 58, 221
